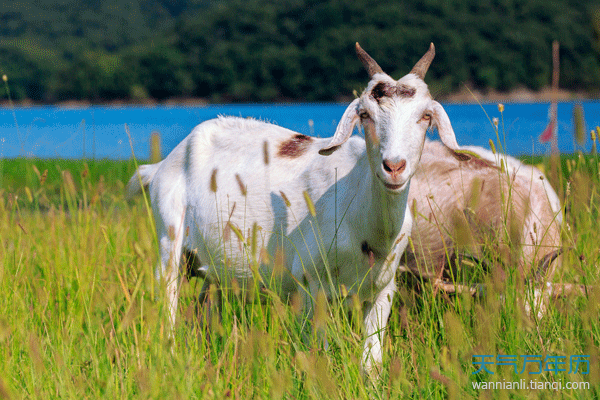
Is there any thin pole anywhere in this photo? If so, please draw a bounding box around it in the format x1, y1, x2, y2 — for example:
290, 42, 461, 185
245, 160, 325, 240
550, 41, 559, 155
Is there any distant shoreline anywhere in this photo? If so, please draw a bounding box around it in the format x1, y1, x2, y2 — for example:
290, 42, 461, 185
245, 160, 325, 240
0, 86, 597, 108
439, 86, 595, 104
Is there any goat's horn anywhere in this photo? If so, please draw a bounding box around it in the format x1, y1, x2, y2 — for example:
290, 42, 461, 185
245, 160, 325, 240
534, 248, 563, 282
410, 43, 435, 79
355, 42, 383, 77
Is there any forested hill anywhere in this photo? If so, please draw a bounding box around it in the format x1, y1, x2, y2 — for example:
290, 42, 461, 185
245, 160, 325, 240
1, 0, 599, 103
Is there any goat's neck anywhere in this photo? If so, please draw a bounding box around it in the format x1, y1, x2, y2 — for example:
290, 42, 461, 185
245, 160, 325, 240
355, 170, 410, 246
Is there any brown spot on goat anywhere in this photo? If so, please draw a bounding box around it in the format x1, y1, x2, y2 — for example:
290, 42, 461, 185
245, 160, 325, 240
371, 82, 416, 102
397, 84, 416, 98
361, 241, 376, 268
371, 82, 392, 101
277, 134, 313, 158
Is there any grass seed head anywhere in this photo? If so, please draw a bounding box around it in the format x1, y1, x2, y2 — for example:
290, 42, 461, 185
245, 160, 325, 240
279, 191, 291, 207
81, 163, 89, 179
290, 291, 302, 315
573, 104, 586, 146
251, 222, 258, 260
313, 290, 329, 331
32, 164, 41, 180
210, 168, 218, 192
259, 247, 270, 266
235, 174, 247, 196
62, 170, 77, 197
489, 139, 496, 154
227, 222, 245, 244
273, 247, 286, 277
303, 190, 316, 217
451, 211, 474, 250
150, 131, 162, 163
263, 140, 270, 165
25, 187, 33, 203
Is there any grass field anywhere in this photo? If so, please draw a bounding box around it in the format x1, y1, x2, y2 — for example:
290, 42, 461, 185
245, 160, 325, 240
0, 150, 599, 399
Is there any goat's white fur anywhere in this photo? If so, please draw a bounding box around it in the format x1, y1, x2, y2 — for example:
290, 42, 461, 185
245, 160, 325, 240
127, 43, 465, 376
405, 139, 562, 317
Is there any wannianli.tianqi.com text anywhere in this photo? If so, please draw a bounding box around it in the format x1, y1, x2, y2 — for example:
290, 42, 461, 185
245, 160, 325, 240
472, 354, 590, 374
471, 354, 591, 391
472, 379, 590, 390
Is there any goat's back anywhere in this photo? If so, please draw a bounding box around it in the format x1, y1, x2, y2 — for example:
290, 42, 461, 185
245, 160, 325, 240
138, 116, 367, 284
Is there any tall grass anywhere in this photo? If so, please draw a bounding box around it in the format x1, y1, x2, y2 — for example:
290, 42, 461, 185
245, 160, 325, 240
0, 144, 599, 398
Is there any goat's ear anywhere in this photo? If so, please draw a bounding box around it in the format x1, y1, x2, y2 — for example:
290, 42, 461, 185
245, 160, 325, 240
319, 98, 360, 156
432, 101, 471, 161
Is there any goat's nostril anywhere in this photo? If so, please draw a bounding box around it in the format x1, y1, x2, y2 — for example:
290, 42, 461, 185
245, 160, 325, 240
382, 160, 392, 173
397, 159, 406, 173
382, 159, 407, 175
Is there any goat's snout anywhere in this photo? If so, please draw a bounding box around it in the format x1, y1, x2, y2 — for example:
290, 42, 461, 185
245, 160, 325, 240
382, 159, 406, 179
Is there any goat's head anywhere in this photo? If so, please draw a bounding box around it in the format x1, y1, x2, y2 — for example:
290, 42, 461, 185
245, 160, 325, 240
320, 43, 466, 193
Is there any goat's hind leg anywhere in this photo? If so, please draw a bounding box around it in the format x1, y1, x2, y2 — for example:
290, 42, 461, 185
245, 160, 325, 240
196, 277, 223, 329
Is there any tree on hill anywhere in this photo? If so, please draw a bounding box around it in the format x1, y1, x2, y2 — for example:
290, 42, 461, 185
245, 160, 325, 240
0, 0, 599, 102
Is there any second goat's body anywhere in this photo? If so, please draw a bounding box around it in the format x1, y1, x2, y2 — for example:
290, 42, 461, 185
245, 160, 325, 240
405, 139, 562, 315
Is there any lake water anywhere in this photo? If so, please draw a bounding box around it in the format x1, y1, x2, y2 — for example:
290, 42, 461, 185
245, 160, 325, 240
0, 101, 598, 159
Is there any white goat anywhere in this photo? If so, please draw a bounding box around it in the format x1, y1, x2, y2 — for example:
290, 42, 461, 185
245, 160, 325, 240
127, 43, 467, 375
404, 139, 562, 316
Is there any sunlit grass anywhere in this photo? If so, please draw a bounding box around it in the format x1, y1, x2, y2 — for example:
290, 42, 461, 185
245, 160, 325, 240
0, 149, 599, 398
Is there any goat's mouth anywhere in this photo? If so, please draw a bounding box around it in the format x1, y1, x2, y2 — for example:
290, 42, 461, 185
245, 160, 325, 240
378, 176, 407, 192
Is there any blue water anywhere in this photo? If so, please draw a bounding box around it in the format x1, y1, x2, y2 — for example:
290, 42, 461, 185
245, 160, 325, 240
0, 101, 598, 159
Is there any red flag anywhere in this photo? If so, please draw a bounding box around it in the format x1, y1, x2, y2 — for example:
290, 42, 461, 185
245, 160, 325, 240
540, 120, 555, 143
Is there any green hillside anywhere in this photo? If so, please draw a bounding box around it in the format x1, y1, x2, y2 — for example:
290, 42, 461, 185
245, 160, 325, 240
1, 0, 599, 102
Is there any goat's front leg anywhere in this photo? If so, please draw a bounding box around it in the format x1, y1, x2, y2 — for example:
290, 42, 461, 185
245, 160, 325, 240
362, 280, 395, 379
158, 232, 184, 330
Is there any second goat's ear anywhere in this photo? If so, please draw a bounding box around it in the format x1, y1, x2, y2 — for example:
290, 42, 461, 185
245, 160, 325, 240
432, 101, 471, 161
319, 98, 360, 156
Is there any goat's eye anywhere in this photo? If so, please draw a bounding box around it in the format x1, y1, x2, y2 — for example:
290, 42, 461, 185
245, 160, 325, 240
421, 112, 432, 122
359, 111, 370, 120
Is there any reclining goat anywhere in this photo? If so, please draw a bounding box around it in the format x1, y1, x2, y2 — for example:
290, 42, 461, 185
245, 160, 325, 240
405, 139, 562, 317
